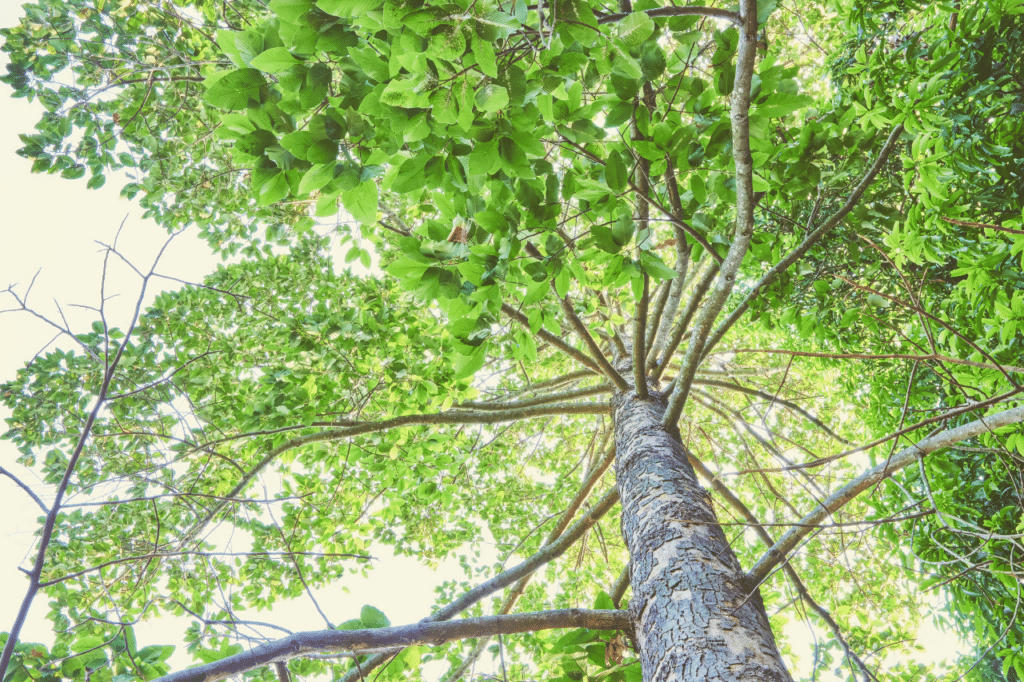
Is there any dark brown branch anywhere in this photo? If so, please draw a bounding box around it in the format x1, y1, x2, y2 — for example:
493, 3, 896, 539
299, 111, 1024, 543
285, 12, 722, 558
597, 5, 740, 25
501, 302, 603, 373
940, 216, 1024, 235
559, 295, 631, 391
156, 609, 629, 682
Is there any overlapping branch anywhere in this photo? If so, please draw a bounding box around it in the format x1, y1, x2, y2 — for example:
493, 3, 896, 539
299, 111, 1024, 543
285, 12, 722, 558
660, 3, 759, 426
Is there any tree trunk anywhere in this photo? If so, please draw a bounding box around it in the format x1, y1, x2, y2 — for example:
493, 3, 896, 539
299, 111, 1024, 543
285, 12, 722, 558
612, 387, 793, 682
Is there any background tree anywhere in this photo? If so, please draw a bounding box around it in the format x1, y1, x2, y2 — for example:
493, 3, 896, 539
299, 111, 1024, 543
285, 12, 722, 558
2, 0, 1024, 680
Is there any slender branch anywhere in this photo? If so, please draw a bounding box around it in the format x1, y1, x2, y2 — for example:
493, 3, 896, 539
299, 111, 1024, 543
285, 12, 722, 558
1, 234, 183, 678
940, 216, 1024, 235
453, 383, 612, 411
597, 5, 740, 25
631, 83, 655, 399
183, 401, 610, 544
651, 260, 719, 382
701, 124, 905, 357
559, 295, 630, 391
729, 348, 1024, 376
644, 278, 672, 354
745, 404, 1024, 586
659, 0, 759, 430
610, 564, 631, 608
155, 609, 629, 682
0, 467, 48, 513
692, 378, 853, 444
633, 273, 650, 399
39, 551, 371, 588
629, 187, 723, 265
647, 158, 692, 370
501, 302, 603, 373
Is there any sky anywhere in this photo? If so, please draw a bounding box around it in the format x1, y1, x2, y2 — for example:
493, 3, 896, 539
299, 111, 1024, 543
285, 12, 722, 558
0, 2, 465, 670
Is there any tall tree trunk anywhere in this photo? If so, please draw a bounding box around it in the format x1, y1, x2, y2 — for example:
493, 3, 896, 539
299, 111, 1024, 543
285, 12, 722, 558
612, 387, 793, 682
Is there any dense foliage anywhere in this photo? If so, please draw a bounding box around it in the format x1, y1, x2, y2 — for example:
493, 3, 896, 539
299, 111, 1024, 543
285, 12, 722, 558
2, 0, 1023, 679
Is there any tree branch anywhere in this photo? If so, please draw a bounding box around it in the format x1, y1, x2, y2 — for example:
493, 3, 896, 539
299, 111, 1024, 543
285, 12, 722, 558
651, 259, 719, 382
452, 383, 612, 411
597, 5, 741, 25
337, 487, 621, 682
700, 124, 905, 358
1, 233, 183, 677
155, 609, 629, 682
445, 434, 617, 681
659, 3, 763, 429
692, 378, 853, 445
745, 404, 1024, 586
183, 401, 610, 544
559, 295, 631, 391
501, 302, 603, 373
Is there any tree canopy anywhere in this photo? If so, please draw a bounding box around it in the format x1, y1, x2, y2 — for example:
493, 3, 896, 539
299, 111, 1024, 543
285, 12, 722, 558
2, 0, 1024, 680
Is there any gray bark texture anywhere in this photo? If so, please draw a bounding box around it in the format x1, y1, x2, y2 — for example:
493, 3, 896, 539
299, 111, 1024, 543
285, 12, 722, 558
612, 387, 793, 682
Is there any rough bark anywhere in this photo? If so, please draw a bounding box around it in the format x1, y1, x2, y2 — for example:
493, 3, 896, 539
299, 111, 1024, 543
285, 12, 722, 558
612, 386, 793, 682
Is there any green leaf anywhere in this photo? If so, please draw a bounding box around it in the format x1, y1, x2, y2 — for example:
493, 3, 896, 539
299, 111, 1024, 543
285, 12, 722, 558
301, 63, 332, 109
756, 93, 813, 118
298, 164, 337, 194
204, 69, 266, 110
612, 214, 634, 247
270, 0, 315, 22
757, 0, 779, 23
453, 344, 487, 378
475, 84, 509, 113
257, 171, 290, 205
640, 252, 677, 280
61, 164, 86, 179
605, 150, 627, 192
616, 12, 654, 48
250, 47, 302, 72
342, 181, 378, 223
317, 0, 384, 15
360, 605, 391, 628
472, 35, 497, 78
429, 25, 467, 60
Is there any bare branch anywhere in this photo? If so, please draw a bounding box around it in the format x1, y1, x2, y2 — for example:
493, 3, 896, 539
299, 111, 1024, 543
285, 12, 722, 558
559, 295, 631, 392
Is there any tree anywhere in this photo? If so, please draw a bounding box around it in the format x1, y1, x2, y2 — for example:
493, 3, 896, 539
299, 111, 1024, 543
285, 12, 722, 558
2, 0, 1024, 679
